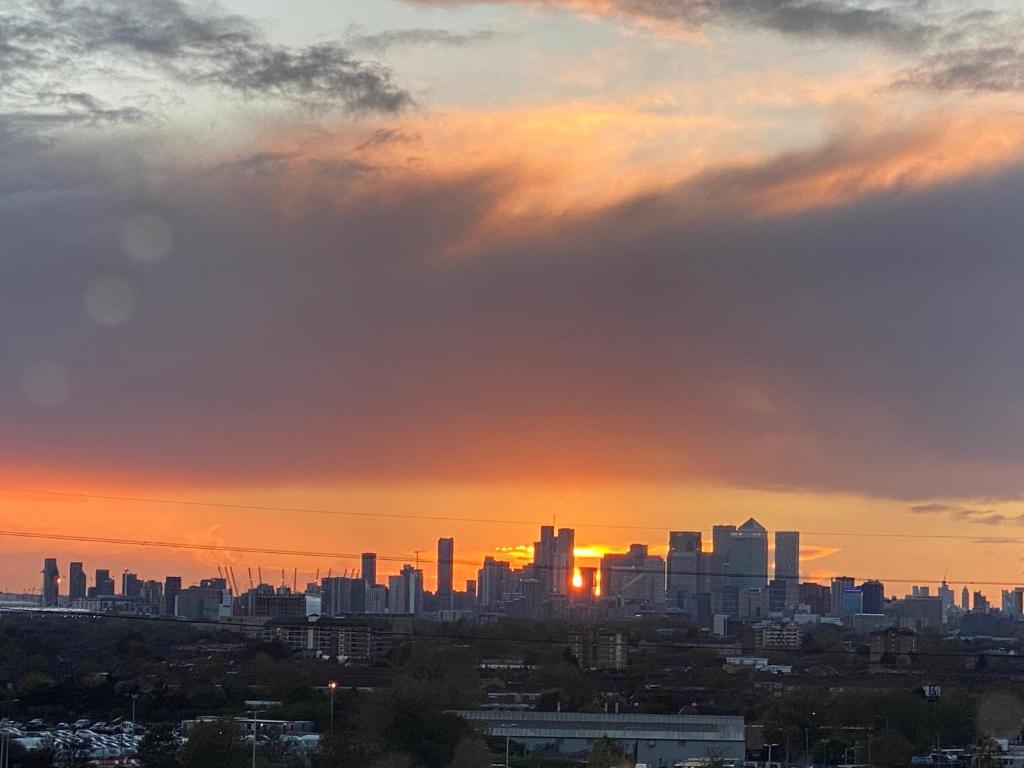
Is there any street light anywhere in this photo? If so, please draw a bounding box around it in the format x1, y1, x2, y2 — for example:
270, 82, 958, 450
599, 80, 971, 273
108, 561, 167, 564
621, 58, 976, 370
328, 681, 337, 732
250, 706, 266, 768
767, 742, 778, 768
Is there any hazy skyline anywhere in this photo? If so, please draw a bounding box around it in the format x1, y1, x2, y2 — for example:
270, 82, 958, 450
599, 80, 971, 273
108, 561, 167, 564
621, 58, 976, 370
5, 0, 1024, 595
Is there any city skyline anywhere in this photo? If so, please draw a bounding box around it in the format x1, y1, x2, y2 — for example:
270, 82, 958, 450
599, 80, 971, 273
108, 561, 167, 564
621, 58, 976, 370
6, 0, 1024, 603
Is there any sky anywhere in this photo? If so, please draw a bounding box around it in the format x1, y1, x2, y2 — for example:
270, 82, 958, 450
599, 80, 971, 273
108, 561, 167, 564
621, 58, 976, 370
5, 0, 1024, 597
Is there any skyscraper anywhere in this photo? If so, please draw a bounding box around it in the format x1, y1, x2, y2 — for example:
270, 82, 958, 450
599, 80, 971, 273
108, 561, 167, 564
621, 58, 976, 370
68, 562, 86, 602
729, 520, 770, 598
41, 558, 59, 607
361, 553, 377, 587
122, 570, 142, 599
710, 524, 736, 613
388, 564, 423, 615
322, 576, 366, 615
961, 586, 970, 612
861, 579, 885, 614
666, 531, 704, 612
164, 576, 182, 615
92, 569, 115, 597
774, 531, 800, 609
830, 576, 856, 615
554, 527, 575, 595
532, 526, 575, 595
437, 537, 454, 608
477, 557, 511, 608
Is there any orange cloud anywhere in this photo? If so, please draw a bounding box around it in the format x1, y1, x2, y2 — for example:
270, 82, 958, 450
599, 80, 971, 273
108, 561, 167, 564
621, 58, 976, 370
206, 104, 1024, 260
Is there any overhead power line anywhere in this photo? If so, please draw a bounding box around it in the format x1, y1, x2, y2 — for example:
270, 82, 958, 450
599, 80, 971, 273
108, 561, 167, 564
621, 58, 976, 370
0, 526, 1019, 587
0, 486, 1017, 544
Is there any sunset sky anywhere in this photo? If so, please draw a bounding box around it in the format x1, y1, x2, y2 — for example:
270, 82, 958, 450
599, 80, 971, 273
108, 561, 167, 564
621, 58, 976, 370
5, 0, 1024, 597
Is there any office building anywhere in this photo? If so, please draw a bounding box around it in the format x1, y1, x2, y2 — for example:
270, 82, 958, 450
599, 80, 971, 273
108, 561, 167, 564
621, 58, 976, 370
860, 580, 885, 614
322, 576, 366, 616
799, 582, 830, 616
961, 586, 970, 612
896, 596, 943, 631
939, 581, 954, 615
841, 588, 864, 616
68, 562, 86, 602
142, 580, 163, 615
477, 557, 511, 609
532, 526, 575, 595
388, 564, 424, 615
41, 558, 59, 607
830, 576, 855, 615
122, 570, 142, 599
666, 531, 705, 613
600, 544, 666, 608
725, 519, 768, 616
437, 537, 454, 609
774, 531, 800, 609
91, 569, 115, 597
973, 591, 990, 613
361, 553, 377, 587
164, 576, 182, 616
710, 524, 736, 613
177, 579, 230, 621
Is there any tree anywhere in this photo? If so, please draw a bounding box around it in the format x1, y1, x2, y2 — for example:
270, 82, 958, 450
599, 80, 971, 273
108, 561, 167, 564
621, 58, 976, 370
587, 737, 626, 768
973, 740, 1003, 768
702, 747, 726, 768
138, 722, 181, 768
180, 720, 249, 768
451, 737, 493, 768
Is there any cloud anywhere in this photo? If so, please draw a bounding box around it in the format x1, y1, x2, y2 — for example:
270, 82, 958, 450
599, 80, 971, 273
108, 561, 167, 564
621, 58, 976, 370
346, 27, 498, 53
910, 503, 953, 514
404, 0, 936, 47
899, 45, 1024, 93
9, 104, 1024, 497
0, 0, 410, 125
909, 503, 1024, 527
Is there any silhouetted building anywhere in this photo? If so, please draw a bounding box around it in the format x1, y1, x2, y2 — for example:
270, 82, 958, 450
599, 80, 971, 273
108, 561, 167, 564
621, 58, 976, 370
799, 582, 830, 616
122, 570, 142, 599
388, 564, 423, 615
41, 558, 59, 607
973, 591, 990, 613
830, 576, 855, 615
142, 580, 163, 615
164, 576, 182, 616
533, 526, 575, 595
477, 557, 511, 609
870, 627, 917, 666
68, 562, 86, 602
569, 627, 626, 670
322, 576, 366, 616
600, 544, 666, 608
176, 579, 229, 620
666, 531, 705, 613
841, 588, 863, 616
361, 553, 377, 587
774, 531, 800, 609
860, 580, 885, 614
961, 586, 970, 612
437, 537, 454, 609
91, 569, 115, 598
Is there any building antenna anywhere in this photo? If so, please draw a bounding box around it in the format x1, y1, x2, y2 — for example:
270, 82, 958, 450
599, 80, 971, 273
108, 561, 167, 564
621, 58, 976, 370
414, 550, 423, 569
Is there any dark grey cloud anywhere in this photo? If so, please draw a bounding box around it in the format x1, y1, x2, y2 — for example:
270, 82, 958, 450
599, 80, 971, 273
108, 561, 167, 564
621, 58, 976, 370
0, 0, 410, 125
9, 122, 1024, 497
910, 504, 1024, 526
899, 45, 1024, 92
910, 503, 954, 514
406, 0, 937, 48
346, 27, 497, 53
